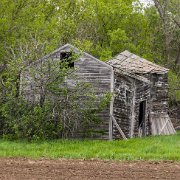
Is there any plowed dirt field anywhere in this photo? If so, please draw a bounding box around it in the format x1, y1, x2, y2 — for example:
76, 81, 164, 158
0, 158, 179, 179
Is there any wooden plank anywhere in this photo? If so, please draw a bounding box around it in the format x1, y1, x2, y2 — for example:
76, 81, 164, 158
109, 69, 114, 140
163, 119, 169, 135
109, 118, 113, 140
154, 119, 157, 135
130, 81, 136, 138
168, 120, 176, 134
111, 115, 127, 140
159, 118, 169, 135
114, 68, 150, 84
151, 119, 155, 135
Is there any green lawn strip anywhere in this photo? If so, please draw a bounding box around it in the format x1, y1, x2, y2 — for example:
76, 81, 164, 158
0, 132, 179, 161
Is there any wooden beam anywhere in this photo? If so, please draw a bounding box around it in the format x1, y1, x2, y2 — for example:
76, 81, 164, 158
130, 81, 136, 138
114, 69, 151, 84
111, 115, 127, 140
159, 118, 169, 135
109, 117, 113, 140
109, 68, 114, 140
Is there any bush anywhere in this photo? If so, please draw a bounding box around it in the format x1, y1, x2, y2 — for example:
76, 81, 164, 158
0, 92, 111, 140
0, 52, 112, 140
168, 71, 180, 105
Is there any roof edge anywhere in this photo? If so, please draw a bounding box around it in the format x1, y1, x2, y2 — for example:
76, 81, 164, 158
24, 44, 113, 71
107, 50, 169, 74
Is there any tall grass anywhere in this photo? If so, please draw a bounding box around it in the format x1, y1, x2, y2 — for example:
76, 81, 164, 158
0, 133, 179, 161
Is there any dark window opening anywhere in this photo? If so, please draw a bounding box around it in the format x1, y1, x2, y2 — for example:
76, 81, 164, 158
126, 90, 131, 104
138, 100, 146, 135
60, 51, 74, 68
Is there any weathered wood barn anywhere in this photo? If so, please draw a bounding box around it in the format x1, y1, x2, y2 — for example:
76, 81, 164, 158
21, 44, 114, 139
21, 44, 176, 140
108, 50, 176, 139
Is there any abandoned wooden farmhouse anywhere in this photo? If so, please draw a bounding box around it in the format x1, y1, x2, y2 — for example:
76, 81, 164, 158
21, 44, 176, 140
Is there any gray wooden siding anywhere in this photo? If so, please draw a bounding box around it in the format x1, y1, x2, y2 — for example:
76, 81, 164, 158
133, 80, 151, 137
112, 73, 151, 139
113, 73, 135, 139
74, 54, 112, 139
21, 47, 112, 140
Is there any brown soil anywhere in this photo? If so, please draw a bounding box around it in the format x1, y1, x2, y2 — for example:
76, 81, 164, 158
0, 158, 179, 180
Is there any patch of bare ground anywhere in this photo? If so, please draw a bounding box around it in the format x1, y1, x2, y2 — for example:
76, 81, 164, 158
0, 158, 179, 180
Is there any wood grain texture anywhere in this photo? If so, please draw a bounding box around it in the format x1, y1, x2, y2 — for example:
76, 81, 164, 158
21, 44, 175, 140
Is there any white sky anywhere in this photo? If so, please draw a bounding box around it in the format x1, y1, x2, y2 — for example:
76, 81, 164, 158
139, 0, 154, 6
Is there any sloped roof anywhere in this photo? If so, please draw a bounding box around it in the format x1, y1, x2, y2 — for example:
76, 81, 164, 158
27, 44, 112, 70
107, 50, 168, 74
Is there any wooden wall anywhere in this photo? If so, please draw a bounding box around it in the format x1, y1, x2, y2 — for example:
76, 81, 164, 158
112, 73, 151, 139
21, 45, 172, 140
149, 73, 176, 135
150, 73, 169, 114
133, 80, 151, 137
21, 46, 113, 139
74, 53, 113, 139
113, 73, 135, 139
113, 71, 170, 138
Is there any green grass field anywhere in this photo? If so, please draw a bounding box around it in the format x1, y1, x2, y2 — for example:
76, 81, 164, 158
0, 132, 179, 161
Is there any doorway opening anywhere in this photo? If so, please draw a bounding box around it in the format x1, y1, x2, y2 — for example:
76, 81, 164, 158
138, 100, 146, 136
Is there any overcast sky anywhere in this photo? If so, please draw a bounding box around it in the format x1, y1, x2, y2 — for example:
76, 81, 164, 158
139, 0, 154, 6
